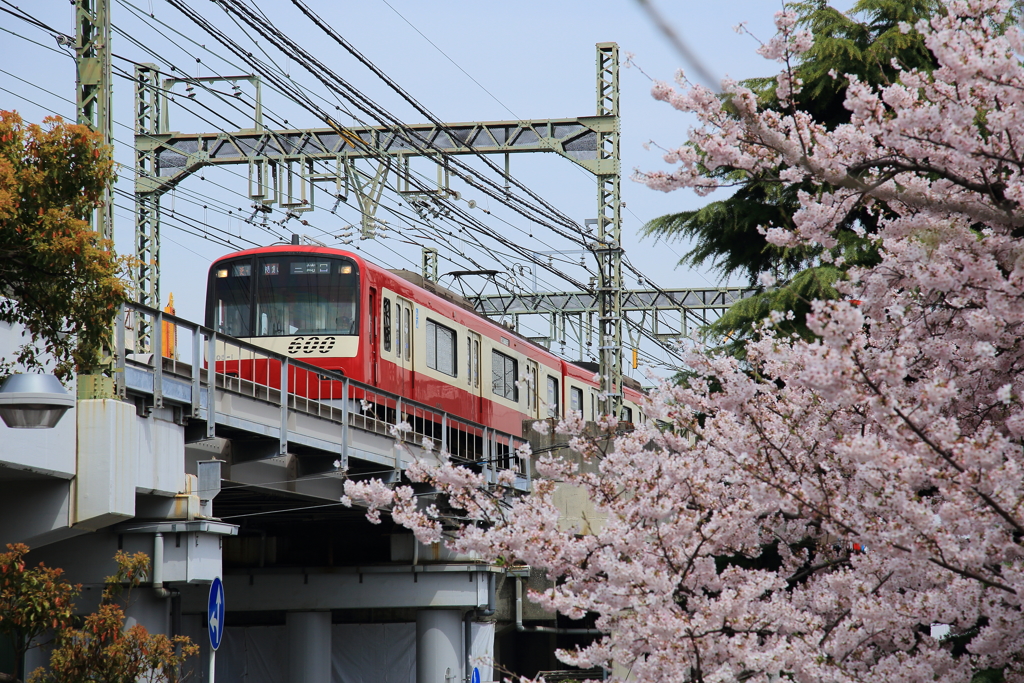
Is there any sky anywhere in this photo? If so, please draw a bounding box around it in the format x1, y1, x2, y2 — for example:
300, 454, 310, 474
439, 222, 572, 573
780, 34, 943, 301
0, 0, 854, 376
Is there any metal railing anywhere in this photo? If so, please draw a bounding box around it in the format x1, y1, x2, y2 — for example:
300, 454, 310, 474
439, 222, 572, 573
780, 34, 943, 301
115, 302, 530, 482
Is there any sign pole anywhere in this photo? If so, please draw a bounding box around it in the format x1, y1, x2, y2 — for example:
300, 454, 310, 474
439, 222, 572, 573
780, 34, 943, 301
208, 576, 225, 683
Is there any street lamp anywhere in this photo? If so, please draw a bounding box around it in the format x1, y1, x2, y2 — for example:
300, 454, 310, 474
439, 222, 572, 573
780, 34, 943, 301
0, 374, 75, 429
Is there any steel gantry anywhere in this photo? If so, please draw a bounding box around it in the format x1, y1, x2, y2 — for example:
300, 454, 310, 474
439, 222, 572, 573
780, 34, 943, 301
471, 286, 755, 363
133, 43, 630, 412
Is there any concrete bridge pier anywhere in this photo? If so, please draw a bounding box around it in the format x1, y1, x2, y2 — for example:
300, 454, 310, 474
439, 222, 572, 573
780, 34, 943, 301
417, 609, 463, 683
288, 611, 332, 683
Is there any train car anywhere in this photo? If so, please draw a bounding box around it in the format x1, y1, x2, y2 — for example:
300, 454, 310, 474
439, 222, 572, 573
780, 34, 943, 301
205, 242, 644, 436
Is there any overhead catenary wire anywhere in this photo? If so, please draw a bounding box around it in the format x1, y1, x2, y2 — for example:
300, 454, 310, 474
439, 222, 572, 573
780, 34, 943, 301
162, 0, 597, 295
108, 0, 586, 299
21, 0, 628, 310
1, 3, 710, 370
1, 78, 682, 369
213, 2, 702, 362
287, 0, 589, 240
0, 14, 576, 307
194, 0, 591, 259
116, 0, 598, 276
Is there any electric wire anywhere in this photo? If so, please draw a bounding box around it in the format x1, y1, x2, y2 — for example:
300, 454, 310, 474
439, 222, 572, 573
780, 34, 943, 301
163, 0, 596, 294
0, 5, 714, 369
188, 2, 700, 363
288, 0, 589, 240
2, 76, 681, 370
110, 1, 579, 296
104, 1, 608, 304
0, 21, 559, 309
183, 0, 592, 258
0, 4, 315, 242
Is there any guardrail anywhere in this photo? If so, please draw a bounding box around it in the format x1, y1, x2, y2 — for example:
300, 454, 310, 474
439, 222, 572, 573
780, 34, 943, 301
115, 302, 529, 482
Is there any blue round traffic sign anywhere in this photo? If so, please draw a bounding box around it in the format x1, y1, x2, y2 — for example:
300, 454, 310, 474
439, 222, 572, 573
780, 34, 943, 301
208, 576, 225, 650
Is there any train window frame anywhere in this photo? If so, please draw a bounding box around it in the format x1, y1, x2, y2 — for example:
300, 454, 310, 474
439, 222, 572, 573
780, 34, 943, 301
491, 350, 518, 402
382, 298, 392, 353
403, 307, 411, 361
525, 361, 538, 413
546, 376, 559, 418
472, 338, 480, 388
425, 318, 457, 377
207, 257, 254, 337
394, 302, 402, 357
622, 406, 633, 423
249, 254, 360, 337
570, 386, 583, 414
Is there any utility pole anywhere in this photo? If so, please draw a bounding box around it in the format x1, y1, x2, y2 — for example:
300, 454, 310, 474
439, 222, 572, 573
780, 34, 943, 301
135, 64, 161, 348
75, 0, 114, 241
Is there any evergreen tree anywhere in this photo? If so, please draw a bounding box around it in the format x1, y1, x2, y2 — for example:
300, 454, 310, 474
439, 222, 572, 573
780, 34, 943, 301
642, 0, 939, 354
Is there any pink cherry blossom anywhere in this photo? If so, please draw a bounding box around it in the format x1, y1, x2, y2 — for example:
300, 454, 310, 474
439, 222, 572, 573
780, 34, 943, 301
348, 2, 1024, 681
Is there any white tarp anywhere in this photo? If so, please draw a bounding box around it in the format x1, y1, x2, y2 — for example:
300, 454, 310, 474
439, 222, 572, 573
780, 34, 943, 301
332, 623, 416, 683
470, 622, 495, 683
217, 625, 289, 683
204, 622, 417, 683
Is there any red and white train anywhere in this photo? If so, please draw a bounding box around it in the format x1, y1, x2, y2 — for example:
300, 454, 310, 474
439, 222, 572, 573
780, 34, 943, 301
205, 244, 645, 436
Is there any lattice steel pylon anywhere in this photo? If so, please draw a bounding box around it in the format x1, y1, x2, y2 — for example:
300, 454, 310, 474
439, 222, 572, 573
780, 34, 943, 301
75, 0, 114, 242
134, 64, 162, 347
594, 42, 623, 418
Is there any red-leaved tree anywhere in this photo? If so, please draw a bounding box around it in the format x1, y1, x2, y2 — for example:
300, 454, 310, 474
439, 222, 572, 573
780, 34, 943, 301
345, 1, 1024, 681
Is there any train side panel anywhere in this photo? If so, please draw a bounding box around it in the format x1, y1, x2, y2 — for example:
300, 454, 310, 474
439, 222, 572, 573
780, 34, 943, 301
208, 245, 644, 436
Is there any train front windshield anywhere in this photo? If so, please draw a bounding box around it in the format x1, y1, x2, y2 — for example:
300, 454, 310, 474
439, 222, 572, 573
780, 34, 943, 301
208, 254, 360, 337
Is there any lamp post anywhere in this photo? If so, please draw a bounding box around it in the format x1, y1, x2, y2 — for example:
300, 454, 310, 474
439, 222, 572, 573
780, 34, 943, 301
0, 374, 75, 428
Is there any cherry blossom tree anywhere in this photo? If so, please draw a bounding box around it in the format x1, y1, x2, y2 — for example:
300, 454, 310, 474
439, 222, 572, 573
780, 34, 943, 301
346, 1, 1024, 681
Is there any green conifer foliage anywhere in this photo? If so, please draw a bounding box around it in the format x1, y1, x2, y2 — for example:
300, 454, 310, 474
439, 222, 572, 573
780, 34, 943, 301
642, 1, 939, 352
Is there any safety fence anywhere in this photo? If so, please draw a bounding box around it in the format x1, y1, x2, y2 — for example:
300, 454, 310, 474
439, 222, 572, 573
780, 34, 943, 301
116, 302, 530, 482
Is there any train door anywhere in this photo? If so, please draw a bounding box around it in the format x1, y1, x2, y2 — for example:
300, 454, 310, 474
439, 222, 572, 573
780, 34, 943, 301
525, 360, 540, 419
465, 331, 482, 421
393, 296, 414, 398
369, 288, 379, 385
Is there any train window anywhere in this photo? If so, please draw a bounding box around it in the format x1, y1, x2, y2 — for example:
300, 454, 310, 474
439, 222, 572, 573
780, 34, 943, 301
394, 302, 402, 356
466, 338, 472, 386
622, 406, 633, 423
526, 362, 538, 412
546, 377, 559, 418
252, 256, 358, 336
208, 258, 252, 337
403, 307, 411, 361
382, 299, 392, 352
426, 319, 457, 377
570, 387, 583, 414
472, 339, 480, 388
491, 350, 518, 402
591, 393, 596, 421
